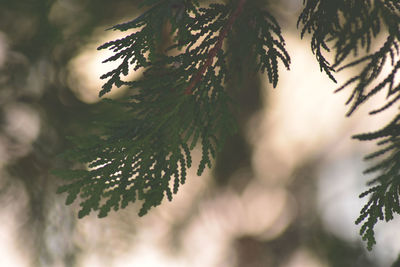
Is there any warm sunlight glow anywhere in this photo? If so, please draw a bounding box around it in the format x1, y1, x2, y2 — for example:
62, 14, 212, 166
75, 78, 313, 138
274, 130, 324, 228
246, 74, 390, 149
68, 28, 142, 104
284, 249, 328, 267
0, 208, 30, 267
1, 103, 40, 161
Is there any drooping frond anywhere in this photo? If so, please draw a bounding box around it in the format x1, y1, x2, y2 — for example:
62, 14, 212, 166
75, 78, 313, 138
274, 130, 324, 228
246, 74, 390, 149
353, 115, 400, 250
299, 0, 400, 250
228, 2, 290, 88
54, 0, 290, 218
333, 1, 400, 116
298, 0, 400, 115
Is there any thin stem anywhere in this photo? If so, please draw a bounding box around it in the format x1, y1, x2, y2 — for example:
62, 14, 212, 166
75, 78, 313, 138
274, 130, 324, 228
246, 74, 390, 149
184, 0, 247, 95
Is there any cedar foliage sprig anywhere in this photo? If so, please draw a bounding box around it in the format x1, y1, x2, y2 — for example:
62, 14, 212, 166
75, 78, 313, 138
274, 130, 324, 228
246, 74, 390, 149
54, 0, 290, 218
298, 0, 400, 250
353, 115, 400, 250
55, 0, 400, 251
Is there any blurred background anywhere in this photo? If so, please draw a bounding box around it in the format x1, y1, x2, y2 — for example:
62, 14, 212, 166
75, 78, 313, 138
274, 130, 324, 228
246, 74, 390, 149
0, 0, 399, 266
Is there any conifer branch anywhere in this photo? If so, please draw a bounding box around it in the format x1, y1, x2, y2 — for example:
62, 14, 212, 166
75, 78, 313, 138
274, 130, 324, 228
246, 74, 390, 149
52, 1, 400, 254
55, 0, 291, 219
298, 0, 400, 250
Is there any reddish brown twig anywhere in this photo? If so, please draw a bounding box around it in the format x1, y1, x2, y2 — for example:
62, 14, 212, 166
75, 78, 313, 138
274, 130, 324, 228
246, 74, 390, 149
184, 0, 247, 95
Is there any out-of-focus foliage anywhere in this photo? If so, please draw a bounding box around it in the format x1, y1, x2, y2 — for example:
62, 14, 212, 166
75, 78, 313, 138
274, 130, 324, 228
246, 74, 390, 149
0, 0, 142, 265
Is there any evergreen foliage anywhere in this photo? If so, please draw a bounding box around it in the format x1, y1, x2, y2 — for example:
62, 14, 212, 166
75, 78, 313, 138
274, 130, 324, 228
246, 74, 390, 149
297, 0, 400, 250
54, 0, 399, 250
